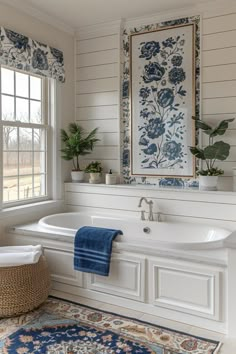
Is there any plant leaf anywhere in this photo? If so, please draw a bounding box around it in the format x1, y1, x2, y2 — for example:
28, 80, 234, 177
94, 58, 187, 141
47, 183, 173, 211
192, 117, 212, 133
209, 118, 235, 137
204, 141, 230, 160
189, 146, 206, 159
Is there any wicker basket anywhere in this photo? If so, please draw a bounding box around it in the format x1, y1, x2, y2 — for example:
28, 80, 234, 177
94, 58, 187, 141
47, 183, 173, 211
0, 255, 51, 317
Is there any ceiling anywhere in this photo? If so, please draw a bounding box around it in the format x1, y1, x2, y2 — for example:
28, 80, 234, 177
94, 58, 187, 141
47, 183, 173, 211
3, 0, 218, 31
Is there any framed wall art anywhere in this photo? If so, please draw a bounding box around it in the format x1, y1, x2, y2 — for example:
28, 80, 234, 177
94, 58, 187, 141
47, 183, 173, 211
130, 23, 196, 178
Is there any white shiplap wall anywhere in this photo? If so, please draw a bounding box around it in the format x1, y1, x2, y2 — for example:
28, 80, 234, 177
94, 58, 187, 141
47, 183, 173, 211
65, 183, 236, 230
75, 21, 122, 174
202, 11, 236, 190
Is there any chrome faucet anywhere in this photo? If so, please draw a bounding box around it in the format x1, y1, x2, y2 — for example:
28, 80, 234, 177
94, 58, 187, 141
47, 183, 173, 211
138, 197, 154, 221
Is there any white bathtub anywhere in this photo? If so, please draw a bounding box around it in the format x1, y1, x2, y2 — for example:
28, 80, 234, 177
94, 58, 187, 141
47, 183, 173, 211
39, 212, 232, 250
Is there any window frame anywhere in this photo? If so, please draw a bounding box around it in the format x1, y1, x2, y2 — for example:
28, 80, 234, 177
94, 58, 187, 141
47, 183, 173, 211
0, 65, 52, 209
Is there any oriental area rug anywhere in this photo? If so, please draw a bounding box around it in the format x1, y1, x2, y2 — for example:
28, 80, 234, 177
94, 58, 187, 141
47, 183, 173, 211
0, 297, 221, 353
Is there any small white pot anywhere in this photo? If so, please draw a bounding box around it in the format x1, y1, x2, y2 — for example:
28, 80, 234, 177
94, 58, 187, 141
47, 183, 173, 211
199, 175, 218, 191
71, 170, 84, 182
89, 172, 101, 184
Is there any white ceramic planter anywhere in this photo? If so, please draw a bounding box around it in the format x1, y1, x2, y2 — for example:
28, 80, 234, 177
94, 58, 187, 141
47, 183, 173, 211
199, 176, 218, 191
89, 172, 101, 184
71, 171, 84, 182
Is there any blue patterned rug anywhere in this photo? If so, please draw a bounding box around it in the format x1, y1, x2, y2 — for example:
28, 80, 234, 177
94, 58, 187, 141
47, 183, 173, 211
0, 297, 221, 353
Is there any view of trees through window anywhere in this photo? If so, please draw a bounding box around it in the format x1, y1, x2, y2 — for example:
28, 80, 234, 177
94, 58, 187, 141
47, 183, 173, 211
1, 67, 48, 203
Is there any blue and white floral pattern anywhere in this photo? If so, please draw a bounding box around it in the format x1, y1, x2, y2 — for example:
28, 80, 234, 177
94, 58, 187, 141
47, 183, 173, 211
0, 27, 65, 82
121, 16, 200, 188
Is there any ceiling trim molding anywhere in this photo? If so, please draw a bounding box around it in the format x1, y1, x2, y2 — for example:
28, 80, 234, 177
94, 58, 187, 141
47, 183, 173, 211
0, 0, 75, 35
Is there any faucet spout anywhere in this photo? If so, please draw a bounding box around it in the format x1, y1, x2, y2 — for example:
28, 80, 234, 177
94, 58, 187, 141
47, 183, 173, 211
138, 197, 154, 221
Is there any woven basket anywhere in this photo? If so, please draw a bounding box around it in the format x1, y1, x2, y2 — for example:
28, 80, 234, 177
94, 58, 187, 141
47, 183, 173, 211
0, 255, 51, 317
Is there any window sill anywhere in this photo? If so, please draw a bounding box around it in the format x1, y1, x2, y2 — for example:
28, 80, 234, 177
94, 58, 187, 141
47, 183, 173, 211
0, 200, 64, 220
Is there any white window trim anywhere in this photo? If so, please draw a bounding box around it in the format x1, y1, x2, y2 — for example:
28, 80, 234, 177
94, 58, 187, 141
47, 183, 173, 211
0, 67, 63, 215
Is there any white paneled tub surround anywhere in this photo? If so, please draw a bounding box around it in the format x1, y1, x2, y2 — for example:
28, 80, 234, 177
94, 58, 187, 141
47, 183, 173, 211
7, 212, 236, 337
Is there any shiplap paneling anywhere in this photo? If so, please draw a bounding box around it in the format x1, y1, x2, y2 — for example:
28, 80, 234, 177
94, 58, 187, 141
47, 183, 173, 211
77, 77, 118, 94
77, 64, 119, 81
77, 92, 119, 107
64, 184, 236, 229
203, 13, 236, 34
202, 65, 236, 83
77, 34, 118, 54
203, 98, 236, 115
77, 105, 119, 120
203, 81, 236, 99
78, 49, 119, 67
96, 133, 119, 146
76, 119, 120, 133
76, 25, 121, 173
203, 47, 236, 67
203, 30, 236, 51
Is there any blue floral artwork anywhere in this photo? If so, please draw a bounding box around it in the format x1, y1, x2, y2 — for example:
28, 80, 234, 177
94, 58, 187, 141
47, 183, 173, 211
130, 24, 195, 177
122, 16, 200, 187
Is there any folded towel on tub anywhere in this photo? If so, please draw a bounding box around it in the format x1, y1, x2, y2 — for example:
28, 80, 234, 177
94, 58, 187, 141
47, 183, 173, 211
74, 226, 123, 276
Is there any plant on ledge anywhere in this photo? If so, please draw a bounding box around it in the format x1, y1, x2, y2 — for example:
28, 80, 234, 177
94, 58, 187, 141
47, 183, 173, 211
85, 161, 103, 184
189, 116, 234, 190
61, 123, 100, 182
84, 161, 103, 173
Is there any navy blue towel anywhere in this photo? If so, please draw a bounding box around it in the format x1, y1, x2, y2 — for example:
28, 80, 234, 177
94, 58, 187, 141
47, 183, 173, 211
74, 226, 123, 276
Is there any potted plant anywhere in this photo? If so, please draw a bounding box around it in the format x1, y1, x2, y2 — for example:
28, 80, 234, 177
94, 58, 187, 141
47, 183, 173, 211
190, 117, 234, 190
85, 161, 103, 184
61, 123, 100, 182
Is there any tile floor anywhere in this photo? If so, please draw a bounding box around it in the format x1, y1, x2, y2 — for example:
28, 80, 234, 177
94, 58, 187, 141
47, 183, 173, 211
51, 291, 236, 354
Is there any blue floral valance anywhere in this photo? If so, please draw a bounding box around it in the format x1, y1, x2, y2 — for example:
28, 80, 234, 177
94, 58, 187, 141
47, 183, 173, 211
0, 27, 65, 82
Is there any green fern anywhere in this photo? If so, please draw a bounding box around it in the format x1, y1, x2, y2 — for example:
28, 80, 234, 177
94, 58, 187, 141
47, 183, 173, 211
61, 123, 99, 170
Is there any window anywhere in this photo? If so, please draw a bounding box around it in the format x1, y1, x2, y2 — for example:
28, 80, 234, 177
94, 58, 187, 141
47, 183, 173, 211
0, 66, 50, 206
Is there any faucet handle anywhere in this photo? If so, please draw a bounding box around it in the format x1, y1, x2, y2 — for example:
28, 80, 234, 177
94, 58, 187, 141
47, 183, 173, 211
141, 210, 146, 221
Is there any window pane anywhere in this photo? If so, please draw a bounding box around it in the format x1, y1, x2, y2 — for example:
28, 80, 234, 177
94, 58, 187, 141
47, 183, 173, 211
3, 126, 17, 150
34, 129, 46, 151
34, 151, 46, 174
1, 68, 14, 95
16, 97, 29, 122
19, 176, 32, 199
30, 100, 41, 123
19, 128, 32, 150
16, 72, 29, 98
2, 95, 14, 121
30, 76, 41, 100
19, 152, 32, 175
3, 152, 18, 176
3, 177, 18, 202
34, 174, 46, 197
